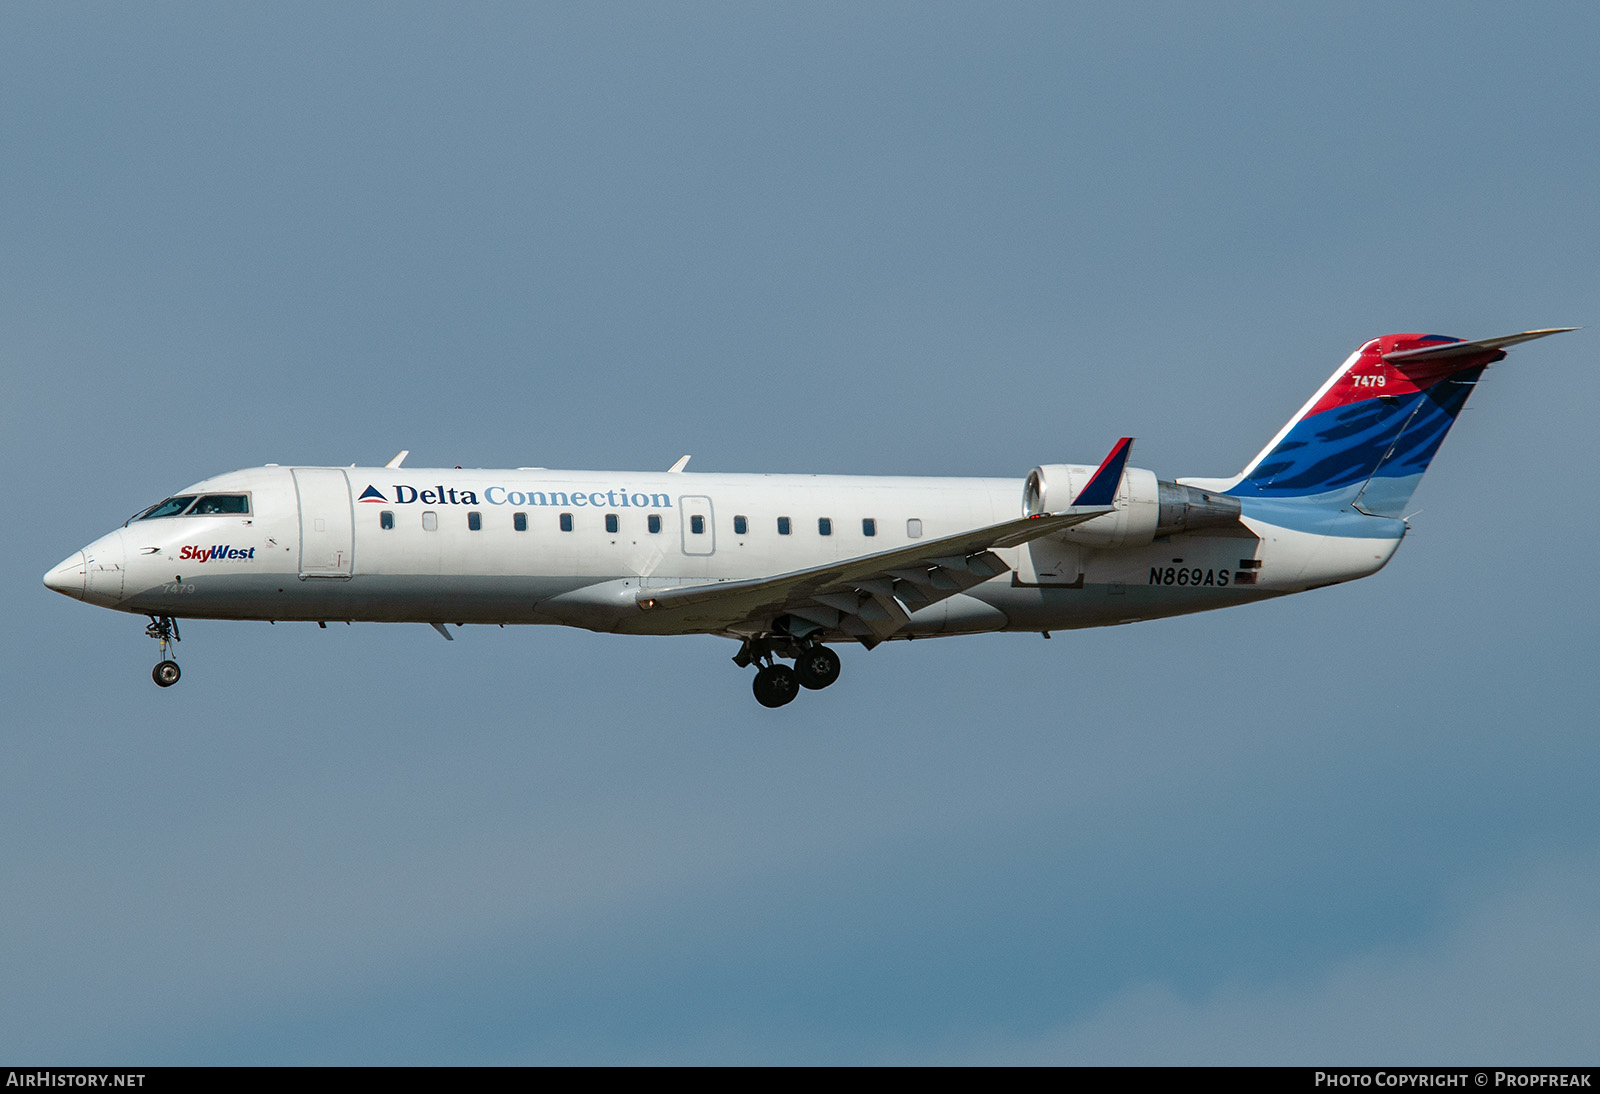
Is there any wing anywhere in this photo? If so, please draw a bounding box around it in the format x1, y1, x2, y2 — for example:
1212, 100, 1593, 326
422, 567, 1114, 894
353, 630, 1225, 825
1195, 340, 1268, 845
635, 439, 1133, 644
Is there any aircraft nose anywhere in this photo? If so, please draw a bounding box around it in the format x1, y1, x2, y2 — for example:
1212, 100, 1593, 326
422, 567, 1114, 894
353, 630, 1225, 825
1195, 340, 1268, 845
44, 551, 87, 600
82, 532, 128, 606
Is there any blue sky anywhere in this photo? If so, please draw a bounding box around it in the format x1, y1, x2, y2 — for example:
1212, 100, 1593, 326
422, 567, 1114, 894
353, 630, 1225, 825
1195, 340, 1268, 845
5, 3, 1597, 1063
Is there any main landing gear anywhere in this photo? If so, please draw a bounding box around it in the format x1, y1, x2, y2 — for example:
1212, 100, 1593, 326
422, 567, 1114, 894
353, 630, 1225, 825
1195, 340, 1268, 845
752, 663, 799, 708
794, 644, 841, 690
146, 615, 181, 688
737, 637, 843, 708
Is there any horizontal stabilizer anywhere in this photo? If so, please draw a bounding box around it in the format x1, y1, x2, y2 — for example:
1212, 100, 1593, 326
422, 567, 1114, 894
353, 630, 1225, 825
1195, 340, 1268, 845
1382, 328, 1576, 364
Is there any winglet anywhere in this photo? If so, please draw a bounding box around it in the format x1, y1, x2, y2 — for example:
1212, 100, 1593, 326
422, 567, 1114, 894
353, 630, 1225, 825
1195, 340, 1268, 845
386, 450, 410, 469
1071, 437, 1133, 507
667, 455, 691, 473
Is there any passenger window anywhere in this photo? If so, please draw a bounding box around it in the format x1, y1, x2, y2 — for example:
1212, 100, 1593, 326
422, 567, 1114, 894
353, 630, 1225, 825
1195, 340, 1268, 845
605, 513, 619, 534
513, 512, 527, 532
380, 511, 394, 530
862, 518, 876, 537
648, 514, 662, 534
422, 511, 438, 531
818, 517, 832, 536
138, 496, 197, 520
777, 516, 791, 536
907, 518, 922, 538
733, 515, 748, 536
690, 515, 705, 535
559, 513, 574, 532
191, 494, 250, 515
467, 511, 482, 531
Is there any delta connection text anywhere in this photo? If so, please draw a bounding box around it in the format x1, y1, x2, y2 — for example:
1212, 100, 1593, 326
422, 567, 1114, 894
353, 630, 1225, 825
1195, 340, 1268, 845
362, 483, 673, 509
1314, 1074, 1593, 1088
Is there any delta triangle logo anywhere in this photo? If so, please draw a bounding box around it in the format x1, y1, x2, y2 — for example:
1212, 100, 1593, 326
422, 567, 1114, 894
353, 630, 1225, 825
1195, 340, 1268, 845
357, 485, 388, 503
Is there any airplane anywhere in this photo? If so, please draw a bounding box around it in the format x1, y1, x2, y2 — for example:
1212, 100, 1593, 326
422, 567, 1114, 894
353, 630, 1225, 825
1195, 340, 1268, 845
44, 328, 1572, 707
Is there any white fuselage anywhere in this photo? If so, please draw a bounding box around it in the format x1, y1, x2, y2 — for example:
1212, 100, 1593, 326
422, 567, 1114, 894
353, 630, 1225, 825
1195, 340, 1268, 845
50, 464, 1405, 641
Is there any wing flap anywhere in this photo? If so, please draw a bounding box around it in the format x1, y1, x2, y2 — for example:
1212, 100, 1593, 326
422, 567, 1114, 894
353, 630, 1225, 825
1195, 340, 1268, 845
788, 604, 841, 629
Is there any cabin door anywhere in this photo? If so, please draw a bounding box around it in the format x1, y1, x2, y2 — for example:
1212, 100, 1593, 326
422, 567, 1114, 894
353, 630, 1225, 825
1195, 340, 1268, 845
293, 468, 355, 578
679, 495, 715, 556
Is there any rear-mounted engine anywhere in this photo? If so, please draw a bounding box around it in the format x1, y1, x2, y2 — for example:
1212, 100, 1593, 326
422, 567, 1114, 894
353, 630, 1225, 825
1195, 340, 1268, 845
1024, 464, 1241, 548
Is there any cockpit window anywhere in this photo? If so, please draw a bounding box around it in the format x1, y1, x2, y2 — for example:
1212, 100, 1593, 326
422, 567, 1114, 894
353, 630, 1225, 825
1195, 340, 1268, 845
135, 493, 250, 520
138, 496, 198, 519
191, 494, 250, 515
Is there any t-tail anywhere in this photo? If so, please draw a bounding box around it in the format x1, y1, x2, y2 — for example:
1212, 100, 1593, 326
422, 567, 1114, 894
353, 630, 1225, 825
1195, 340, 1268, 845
1206, 329, 1574, 521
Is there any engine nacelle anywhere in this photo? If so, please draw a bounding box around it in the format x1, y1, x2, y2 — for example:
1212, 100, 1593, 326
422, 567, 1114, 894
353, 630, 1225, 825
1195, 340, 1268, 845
1023, 464, 1241, 549
1024, 463, 1158, 548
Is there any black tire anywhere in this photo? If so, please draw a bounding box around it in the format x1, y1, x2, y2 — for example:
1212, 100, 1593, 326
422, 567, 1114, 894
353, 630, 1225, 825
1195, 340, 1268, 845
752, 664, 799, 708
152, 660, 181, 688
794, 645, 841, 690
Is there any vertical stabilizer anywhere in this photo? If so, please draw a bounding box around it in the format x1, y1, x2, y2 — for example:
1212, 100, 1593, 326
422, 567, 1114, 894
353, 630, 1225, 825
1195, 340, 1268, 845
1223, 329, 1570, 517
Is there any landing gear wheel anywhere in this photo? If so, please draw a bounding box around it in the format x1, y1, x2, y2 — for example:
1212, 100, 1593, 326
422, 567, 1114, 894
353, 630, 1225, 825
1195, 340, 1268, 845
752, 664, 799, 708
145, 616, 182, 686
794, 645, 841, 690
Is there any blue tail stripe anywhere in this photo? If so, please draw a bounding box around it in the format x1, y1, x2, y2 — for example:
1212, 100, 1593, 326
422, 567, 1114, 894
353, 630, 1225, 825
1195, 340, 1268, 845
1228, 366, 1483, 509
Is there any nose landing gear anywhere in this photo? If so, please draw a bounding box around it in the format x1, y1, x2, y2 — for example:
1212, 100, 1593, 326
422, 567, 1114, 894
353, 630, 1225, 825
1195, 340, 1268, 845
145, 615, 181, 687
